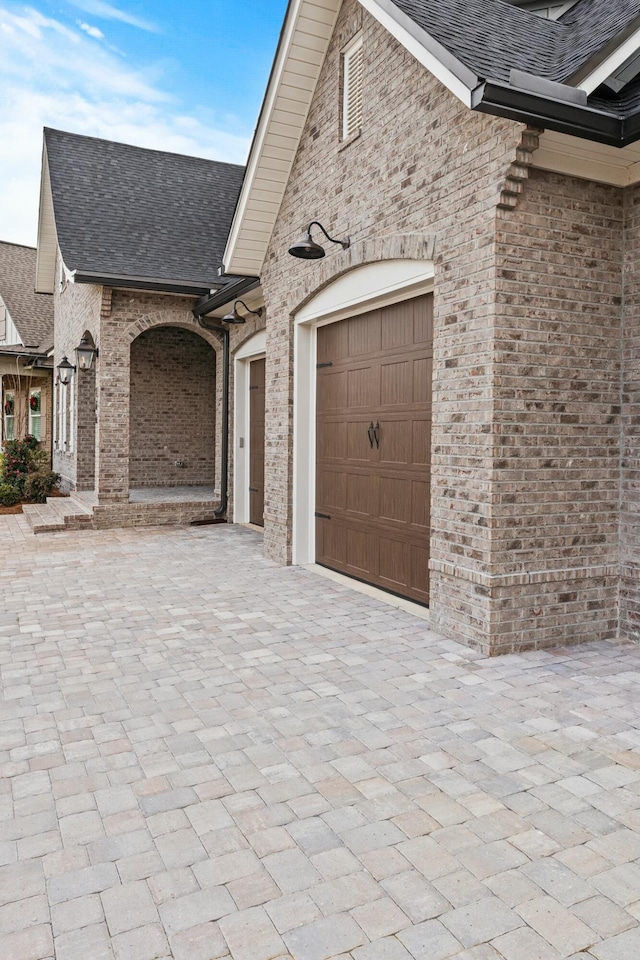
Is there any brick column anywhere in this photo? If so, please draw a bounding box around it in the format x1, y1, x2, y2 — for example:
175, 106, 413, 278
95, 336, 130, 502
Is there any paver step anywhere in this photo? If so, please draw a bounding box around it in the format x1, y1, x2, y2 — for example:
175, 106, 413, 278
23, 494, 95, 534
22, 502, 66, 534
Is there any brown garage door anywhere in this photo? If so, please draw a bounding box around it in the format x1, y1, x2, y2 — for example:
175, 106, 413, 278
249, 357, 265, 527
316, 294, 432, 605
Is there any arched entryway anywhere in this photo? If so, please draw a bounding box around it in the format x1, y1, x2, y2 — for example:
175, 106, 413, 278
129, 325, 217, 491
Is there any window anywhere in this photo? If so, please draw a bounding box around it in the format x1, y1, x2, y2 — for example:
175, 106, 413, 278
55, 379, 67, 451
28, 388, 42, 441
0, 305, 6, 344
342, 34, 364, 140
3, 391, 15, 441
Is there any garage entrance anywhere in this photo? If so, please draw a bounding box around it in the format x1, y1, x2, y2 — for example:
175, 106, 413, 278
315, 294, 432, 604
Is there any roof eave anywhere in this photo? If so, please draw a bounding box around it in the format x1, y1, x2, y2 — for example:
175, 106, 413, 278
473, 81, 626, 148
34, 143, 58, 295
568, 14, 640, 94
72, 271, 214, 297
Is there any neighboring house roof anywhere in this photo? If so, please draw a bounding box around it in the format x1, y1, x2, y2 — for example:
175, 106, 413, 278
0, 242, 53, 351
224, 0, 640, 277
37, 128, 245, 295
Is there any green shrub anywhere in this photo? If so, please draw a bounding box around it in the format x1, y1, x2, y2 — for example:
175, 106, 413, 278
0, 483, 21, 507
1, 436, 49, 494
23, 470, 60, 504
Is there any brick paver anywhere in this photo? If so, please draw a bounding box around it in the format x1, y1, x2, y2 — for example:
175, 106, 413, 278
1, 518, 640, 959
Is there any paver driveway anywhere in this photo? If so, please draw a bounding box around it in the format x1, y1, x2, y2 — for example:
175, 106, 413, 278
2, 518, 640, 960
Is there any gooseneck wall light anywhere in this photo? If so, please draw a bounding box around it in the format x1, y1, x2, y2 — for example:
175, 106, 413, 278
288, 221, 350, 260
222, 300, 264, 324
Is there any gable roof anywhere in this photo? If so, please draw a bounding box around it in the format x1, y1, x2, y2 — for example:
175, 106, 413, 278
224, 0, 640, 278
37, 128, 245, 295
0, 242, 53, 350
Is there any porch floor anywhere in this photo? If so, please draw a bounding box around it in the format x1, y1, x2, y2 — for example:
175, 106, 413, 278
129, 484, 217, 503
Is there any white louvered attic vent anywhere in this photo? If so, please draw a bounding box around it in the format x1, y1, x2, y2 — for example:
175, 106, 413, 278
343, 34, 364, 140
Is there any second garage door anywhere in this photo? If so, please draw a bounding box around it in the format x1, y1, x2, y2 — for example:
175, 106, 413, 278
316, 293, 432, 605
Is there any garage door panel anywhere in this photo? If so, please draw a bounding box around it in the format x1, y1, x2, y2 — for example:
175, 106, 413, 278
412, 419, 432, 465
412, 480, 431, 529
381, 360, 412, 406
316, 293, 432, 606
413, 357, 432, 404
347, 365, 379, 409
318, 319, 349, 363
347, 472, 379, 517
381, 299, 415, 350
348, 311, 381, 356
380, 476, 411, 525
317, 420, 347, 461
379, 420, 412, 465
379, 537, 411, 592
410, 544, 431, 602
346, 528, 378, 577
346, 420, 375, 463
317, 370, 347, 409
317, 468, 346, 511
414, 295, 434, 343
318, 519, 346, 566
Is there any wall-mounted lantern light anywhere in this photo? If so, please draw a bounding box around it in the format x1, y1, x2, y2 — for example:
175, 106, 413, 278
75, 335, 98, 371
57, 356, 75, 386
222, 300, 264, 324
288, 221, 350, 260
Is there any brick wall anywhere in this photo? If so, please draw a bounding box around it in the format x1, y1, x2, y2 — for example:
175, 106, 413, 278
622, 184, 640, 642
129, 326, 216, 487
259, 0, 525, 647
488, 170, 623, 652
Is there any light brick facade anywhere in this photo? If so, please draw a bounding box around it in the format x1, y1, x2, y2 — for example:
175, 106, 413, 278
255, 0, 639, 653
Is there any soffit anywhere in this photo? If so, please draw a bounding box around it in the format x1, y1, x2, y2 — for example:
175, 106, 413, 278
533, 128, 640, 184
224, 0, 343, 277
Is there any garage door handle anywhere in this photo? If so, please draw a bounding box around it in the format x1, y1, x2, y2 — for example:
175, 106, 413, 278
367, 422, 375, 448
374, 421, 380, 448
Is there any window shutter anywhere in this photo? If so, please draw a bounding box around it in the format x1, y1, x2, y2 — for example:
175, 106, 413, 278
343, 37, 364, 139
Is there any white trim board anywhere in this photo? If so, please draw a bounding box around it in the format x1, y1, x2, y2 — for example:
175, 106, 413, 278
292, 258, 434, 567
305, 563, 431, 621
577, 24, 640, 96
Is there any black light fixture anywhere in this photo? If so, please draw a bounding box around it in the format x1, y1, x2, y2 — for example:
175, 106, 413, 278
288, 220, 350, 260
57, 356, 75, 386
75, 335, 98, 372
222, 300, 264, 324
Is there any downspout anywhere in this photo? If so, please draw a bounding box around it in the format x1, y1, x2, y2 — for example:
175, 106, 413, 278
194, 314, 229, 520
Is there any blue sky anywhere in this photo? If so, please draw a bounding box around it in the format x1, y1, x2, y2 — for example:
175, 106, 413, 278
0, 0, 288, 245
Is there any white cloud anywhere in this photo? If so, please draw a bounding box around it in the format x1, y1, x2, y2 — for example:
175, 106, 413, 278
77, 20, 104, 39
66, 0, 158, 33
0, 6, 250, 246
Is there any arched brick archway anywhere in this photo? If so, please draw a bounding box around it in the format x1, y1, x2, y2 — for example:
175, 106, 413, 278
129, 325, 218, 489
95, 293, 223, 503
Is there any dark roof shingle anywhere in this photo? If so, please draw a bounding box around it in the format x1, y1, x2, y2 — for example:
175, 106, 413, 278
390, 0, 640, 85
44, 128, 245, 289
0, 242, 53, 349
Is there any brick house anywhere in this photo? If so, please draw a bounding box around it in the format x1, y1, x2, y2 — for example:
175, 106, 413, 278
0, 242, 54, 455
33, 128, 264, 530
220, 0, 640, 655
